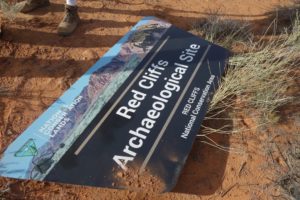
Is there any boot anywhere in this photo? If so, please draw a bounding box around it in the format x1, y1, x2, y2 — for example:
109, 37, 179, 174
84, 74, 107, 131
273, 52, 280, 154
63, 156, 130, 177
57, 5, 80, 36
18, 0, 50, 13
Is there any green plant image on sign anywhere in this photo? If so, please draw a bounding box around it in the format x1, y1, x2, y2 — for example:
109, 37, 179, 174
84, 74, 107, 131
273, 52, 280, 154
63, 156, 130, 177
14, 139, 38, 157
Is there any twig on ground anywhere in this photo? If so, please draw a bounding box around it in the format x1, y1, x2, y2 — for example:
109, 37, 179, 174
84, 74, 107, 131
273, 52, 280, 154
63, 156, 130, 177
238, 161, 247, 177
221, 183, 238, 197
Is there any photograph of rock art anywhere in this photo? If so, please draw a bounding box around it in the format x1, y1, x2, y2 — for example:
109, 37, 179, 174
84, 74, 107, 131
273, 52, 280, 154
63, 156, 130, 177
0, 0, 299, 200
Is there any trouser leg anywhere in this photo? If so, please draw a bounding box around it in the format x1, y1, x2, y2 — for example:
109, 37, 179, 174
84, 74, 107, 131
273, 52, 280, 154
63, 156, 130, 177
66, 0, 77, 6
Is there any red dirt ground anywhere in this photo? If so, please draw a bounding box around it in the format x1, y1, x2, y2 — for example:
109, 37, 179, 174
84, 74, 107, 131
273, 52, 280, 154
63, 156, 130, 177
0, 0, 299, 199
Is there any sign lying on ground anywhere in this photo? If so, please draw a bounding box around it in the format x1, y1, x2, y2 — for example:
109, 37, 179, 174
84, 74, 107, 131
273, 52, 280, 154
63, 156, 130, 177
0, 17, 229, 192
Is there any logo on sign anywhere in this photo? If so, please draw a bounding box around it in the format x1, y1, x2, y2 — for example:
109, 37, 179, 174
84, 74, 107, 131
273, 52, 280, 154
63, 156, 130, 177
15, 139, 38, 157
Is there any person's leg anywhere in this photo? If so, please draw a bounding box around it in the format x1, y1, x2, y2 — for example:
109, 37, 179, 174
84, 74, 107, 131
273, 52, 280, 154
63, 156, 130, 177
57, 0, 80, 36
66, 0, 76, 6
18, 0, 50, 13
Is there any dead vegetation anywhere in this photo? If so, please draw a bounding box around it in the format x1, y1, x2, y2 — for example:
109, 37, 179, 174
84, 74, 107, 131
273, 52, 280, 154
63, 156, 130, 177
0, 1, 299, 199
0, 0, 23, 21
190, 16, 252, 49
191, 5, 300, 200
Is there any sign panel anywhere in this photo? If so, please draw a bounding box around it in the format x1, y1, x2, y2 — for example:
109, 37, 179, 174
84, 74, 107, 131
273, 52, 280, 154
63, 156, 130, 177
0, 17, 229, 192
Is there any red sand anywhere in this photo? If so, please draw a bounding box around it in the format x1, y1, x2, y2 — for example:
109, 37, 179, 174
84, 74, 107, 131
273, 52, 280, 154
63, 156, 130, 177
0, 0, 298, 199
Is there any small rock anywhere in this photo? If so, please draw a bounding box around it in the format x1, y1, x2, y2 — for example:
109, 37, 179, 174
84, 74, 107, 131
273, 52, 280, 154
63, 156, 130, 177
6, 129, 14, 136
116, 171, 124, 178
82, 49, 99, 60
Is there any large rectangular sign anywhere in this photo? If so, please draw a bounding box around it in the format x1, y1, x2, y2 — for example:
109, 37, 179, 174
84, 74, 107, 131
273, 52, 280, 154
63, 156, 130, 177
0, 17, 229, 193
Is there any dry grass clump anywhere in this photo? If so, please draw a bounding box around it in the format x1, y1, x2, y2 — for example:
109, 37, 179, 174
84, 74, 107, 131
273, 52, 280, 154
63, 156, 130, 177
193, 10, 300, 200
217, 14, 298, 119
264, 0, 300, 34
260, 113, 300, 200
201, 13, 300, 128
191, 16, 253, 49
0, 182, 12, 199
0, 0, 23, 21
191, 14, 299, 145
272, 104, 300, 199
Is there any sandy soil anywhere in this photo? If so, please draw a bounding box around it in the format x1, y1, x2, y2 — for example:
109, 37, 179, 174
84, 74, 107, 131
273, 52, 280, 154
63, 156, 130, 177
0, 0, 299, 199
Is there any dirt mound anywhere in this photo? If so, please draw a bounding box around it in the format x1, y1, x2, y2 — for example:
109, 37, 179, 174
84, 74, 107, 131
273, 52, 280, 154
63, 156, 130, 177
114, 168, 165, 193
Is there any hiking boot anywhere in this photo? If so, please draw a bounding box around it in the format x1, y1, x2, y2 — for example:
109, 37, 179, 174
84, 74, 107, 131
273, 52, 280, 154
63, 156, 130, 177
57, 5, 80, 36
18, 0, 50, 13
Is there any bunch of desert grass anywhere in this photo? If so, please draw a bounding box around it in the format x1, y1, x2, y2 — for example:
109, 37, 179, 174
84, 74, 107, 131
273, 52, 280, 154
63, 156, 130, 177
0, 0, 23, 21
190, 15, 253, 48
193, 12, 300, 199
210, 13, 299, 121
191, 12, 299, 153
